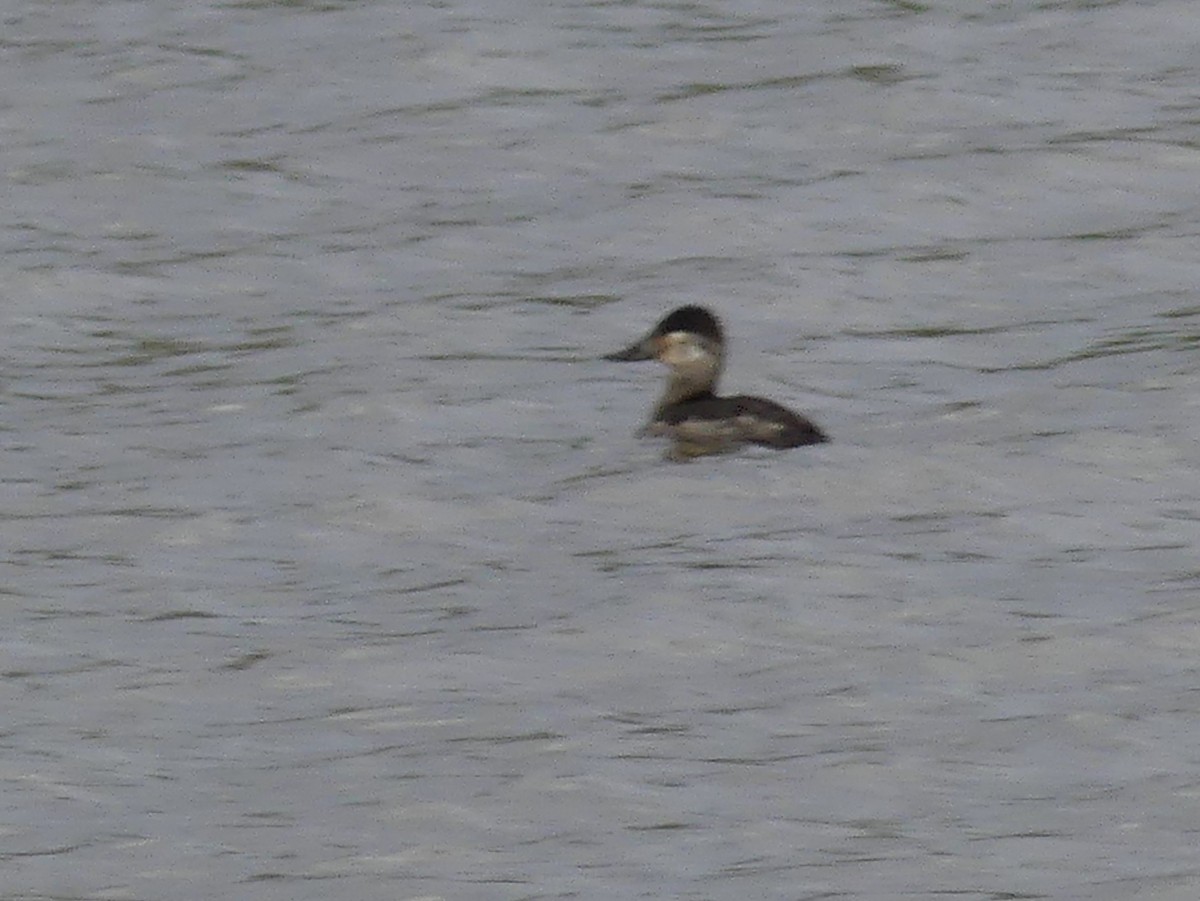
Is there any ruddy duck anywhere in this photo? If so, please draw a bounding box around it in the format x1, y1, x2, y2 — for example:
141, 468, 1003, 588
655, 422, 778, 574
605, 306, 826, 460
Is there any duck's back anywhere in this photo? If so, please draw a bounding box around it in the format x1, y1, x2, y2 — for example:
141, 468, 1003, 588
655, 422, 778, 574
659, 393, 826, 448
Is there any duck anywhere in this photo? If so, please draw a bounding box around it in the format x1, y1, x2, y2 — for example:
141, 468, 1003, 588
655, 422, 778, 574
605, 305, 826, 459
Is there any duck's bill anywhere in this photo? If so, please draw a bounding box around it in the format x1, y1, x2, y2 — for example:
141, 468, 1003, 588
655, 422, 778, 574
603, 336, 655, 361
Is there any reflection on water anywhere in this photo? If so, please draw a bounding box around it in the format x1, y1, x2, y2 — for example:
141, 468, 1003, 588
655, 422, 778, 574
4, 1, 1200, 899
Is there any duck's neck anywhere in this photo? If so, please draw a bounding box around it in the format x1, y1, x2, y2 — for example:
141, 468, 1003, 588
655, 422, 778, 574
655, 368, 720, 414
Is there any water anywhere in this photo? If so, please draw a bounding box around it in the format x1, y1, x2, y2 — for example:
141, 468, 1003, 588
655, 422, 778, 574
4, 1, 1200, 899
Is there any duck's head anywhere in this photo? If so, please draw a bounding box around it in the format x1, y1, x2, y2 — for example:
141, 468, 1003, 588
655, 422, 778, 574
605, 306, 725, 404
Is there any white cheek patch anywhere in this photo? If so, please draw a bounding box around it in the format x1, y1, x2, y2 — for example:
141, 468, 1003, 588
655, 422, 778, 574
662, 332, 706, 365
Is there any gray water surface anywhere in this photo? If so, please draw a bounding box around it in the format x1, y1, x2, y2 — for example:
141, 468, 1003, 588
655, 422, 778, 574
4, 2, 1200, 900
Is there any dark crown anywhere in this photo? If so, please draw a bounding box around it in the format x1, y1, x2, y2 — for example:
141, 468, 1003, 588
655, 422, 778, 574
652, 306, 723, 343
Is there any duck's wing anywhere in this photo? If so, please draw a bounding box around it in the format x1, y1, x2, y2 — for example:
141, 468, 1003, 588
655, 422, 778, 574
727, 395, 827, 448
656, 394, 826, 449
